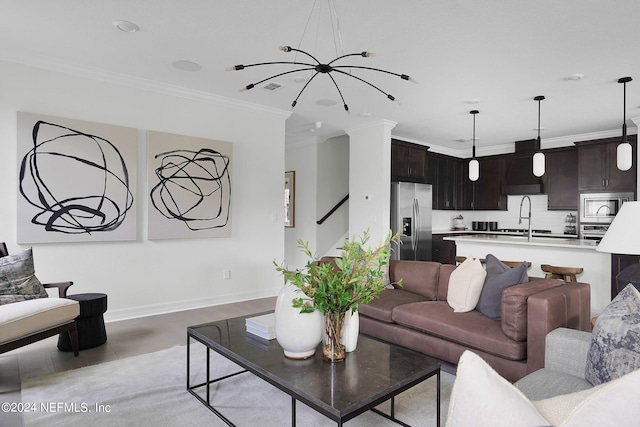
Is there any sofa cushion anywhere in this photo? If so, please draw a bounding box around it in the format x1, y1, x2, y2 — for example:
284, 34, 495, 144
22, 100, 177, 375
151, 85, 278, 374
0, 248, 49, 305
388, 260, 440, 299
476, 254, 528, 320
533, 368, 640, 427
448, 350, 640, 427
515, 367, 593, 401
446, 257, 486, 313
585, 284, 640, 386
359, 289, 429, 323
392, 301, 526, 360
0, 298, 79, 343
445, 350, 548, 427
501, 278, 564, 341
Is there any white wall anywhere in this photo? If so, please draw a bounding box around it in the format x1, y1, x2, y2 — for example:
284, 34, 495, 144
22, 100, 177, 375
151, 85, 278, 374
284, 135, 349, 268
316, 135, 349, 256
0, 60, 287, 321
284, 143, 318, 269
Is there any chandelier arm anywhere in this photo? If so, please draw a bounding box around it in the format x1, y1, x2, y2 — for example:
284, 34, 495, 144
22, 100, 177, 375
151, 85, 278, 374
229, 61, 316, 70
332, 69, 396, 101
286, 47, 322, 65
332, 65, 415, 82
325, 72, 349, 112
328, 52, 369, 65
291, 71, 321, 109
240, 67, 316, 91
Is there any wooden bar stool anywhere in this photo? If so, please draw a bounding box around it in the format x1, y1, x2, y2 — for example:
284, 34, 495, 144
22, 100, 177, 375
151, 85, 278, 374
541, 264, 583, 282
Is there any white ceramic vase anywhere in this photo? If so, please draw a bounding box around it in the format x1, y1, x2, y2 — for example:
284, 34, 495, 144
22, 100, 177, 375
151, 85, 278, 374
341, 309, 359, 352
274, 283, 323, 359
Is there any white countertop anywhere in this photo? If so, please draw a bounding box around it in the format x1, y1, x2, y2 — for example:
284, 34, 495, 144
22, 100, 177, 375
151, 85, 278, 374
433, 229, 579, 239
443, 233, 598, 250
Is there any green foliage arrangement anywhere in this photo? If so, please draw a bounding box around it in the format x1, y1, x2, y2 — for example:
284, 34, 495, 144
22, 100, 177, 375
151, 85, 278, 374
274, 229, 402, 317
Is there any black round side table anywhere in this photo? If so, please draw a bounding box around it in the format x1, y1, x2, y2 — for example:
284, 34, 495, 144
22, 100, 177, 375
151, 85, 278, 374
58, 293, 108, 351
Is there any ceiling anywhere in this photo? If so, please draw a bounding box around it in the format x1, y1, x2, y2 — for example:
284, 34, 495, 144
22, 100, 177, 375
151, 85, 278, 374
1, 0, 639, 154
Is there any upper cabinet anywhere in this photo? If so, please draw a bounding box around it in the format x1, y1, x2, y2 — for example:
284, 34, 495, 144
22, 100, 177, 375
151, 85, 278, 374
426, 153, 461, 210
545, 147, 579, 210
576, 136, 637, 193
472, 156, 507, 210
391, 139, 428, 183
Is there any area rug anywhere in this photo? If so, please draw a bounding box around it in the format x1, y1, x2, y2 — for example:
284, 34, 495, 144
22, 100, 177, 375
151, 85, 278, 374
22, 344, 453, 426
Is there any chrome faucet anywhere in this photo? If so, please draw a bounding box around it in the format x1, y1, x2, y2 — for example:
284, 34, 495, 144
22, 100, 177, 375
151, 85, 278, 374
519, 195, 533, 242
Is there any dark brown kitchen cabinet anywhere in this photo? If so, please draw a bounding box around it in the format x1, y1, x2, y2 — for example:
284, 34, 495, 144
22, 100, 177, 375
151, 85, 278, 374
576, 136, 637, 193
391, 139, 428, 183
457, 160, 474, 210
545, 147, 579, 210
426, 153, 459, 210
472, 156, 507, 210
432, 234, 457, 265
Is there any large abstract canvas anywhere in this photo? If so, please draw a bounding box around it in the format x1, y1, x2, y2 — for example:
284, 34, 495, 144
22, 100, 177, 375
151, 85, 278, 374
147, 131, 232, 240
17, 112, 137, 243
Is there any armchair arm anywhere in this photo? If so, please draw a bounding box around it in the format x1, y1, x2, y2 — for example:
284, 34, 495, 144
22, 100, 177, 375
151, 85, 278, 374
544, 327, 591, 379
43, 281, 74, 298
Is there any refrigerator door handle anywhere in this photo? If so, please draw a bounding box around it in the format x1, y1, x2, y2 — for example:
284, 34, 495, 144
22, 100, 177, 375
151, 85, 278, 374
413, 199, 419, 252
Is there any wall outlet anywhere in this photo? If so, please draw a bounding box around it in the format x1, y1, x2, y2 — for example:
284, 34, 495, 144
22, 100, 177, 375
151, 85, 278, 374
223, 269, 231, 280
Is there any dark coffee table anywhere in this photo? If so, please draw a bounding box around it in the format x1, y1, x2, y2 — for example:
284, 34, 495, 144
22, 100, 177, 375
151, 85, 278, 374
187, 312, 441, 426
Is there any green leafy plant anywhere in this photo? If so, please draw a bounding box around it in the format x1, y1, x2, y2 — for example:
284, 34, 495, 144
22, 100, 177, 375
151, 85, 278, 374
274, 229, 402, 317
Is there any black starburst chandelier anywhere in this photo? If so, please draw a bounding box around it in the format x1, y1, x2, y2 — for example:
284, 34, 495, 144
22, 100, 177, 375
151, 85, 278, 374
225, 0, 417, 113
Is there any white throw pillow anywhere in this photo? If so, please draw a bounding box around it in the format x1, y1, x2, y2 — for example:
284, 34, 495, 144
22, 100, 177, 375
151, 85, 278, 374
446, 350, 548, 427
446, 257, 486, 313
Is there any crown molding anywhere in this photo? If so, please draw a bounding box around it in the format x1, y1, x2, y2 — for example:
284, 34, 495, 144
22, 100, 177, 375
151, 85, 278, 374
0, 49, 291, 120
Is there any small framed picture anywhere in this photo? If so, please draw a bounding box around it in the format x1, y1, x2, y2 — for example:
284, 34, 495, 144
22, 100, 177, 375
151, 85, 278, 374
284, 171, 295, 228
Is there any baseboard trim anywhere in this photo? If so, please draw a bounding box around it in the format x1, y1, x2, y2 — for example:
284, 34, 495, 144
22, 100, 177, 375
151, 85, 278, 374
103, 288, 280, 323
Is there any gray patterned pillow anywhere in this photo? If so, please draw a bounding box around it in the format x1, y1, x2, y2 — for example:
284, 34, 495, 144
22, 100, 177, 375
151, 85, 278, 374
585, 284, 640, 386
0, 248, 49, 305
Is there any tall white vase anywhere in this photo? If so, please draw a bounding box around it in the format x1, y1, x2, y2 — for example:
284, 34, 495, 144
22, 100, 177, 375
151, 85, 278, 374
274, 283, 323, 359
341, 309, 359, 352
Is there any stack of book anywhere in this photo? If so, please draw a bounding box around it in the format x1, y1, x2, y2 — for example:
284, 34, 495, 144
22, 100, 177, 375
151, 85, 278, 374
245, 313, 276, 340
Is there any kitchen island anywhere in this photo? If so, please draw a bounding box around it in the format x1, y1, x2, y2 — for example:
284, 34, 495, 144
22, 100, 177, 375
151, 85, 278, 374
444, 234, 608, 315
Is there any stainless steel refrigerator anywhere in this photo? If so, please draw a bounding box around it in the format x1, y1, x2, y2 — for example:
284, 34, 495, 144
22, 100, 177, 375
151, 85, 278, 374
390, 181, 432, 261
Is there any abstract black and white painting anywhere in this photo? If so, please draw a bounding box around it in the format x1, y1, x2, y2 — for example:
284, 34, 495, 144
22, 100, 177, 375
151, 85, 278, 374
147, 131, 232, 240
17, 112, 137, 243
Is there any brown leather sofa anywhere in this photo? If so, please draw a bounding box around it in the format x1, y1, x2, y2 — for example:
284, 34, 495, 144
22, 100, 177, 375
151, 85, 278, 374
359, 259, 591, 382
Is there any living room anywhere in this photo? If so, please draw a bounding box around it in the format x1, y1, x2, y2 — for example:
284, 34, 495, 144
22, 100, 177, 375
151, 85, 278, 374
2, 1, 640, 426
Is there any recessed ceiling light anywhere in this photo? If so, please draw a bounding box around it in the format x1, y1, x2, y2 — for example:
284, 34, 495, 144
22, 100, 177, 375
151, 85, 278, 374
292, 76, 307, 83
360, 112, 372, 117
565, 73, 584, 81
112, 20, 140, 33
171, 60, 202, 72
465, 99, 480, 104
316, 99, 338, 107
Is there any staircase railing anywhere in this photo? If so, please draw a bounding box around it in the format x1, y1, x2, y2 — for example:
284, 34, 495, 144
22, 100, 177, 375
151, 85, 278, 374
317, 194, 349, 225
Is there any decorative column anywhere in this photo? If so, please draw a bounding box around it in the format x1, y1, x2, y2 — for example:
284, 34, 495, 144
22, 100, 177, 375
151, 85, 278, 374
631, 116, 640, 190
345, 120, 397, 244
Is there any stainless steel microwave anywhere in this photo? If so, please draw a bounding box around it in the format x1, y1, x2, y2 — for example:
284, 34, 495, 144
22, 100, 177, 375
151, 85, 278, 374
579, 192, 634, 223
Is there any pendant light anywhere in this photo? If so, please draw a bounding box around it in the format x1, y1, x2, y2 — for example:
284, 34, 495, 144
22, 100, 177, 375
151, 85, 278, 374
532, 96, 545, 177
468, 110, 479, 181
617, 77, 633, 171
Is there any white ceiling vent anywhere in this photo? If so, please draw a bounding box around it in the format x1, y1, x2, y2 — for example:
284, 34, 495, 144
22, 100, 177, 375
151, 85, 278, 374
263, 82, 283, 91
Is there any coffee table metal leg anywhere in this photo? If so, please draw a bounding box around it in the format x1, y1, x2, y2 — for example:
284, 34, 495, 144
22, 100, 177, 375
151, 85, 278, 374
291, 397, 296, 426
207, 347, 211, 405
437, 370, 440, 427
